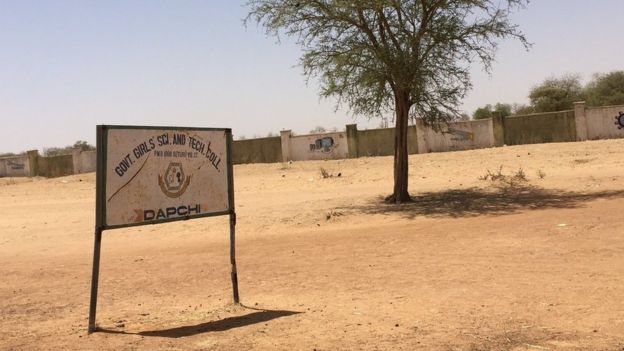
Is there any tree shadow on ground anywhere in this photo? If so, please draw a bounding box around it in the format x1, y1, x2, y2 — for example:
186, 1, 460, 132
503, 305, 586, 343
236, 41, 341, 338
97, 306, 301, 338
338, 185, 624, 220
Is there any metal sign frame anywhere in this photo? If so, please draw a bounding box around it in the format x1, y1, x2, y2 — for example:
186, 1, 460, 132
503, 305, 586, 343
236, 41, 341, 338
88, 125, 239, 333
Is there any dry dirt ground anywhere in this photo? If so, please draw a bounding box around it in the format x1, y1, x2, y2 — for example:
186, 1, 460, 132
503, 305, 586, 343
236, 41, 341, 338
2, 139, 624, 350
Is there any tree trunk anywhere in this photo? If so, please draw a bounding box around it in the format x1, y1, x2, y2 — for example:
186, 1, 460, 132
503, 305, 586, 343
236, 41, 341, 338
391, 90, 411, 204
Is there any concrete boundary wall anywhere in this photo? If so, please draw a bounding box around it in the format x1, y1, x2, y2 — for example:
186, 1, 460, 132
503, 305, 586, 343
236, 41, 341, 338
347, 118, 494, 157
1, 150, 77, 178
38, 154, 74, 178
280, 130, 349, 161
4, 102, 624, 176
583, 104, 624, 140
504, 110, 576, 146
348, 125, 418, 157
232, 137, 282, 164
73, 150, 97, 174
416, 118, 494, 153
0, 154, 31, 177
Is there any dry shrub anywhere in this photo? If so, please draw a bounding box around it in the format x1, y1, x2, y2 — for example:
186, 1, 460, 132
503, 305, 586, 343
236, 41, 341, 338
479, 166, 529, 187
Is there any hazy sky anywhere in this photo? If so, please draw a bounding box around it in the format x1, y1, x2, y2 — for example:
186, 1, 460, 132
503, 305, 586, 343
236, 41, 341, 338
1, 0, 623, 153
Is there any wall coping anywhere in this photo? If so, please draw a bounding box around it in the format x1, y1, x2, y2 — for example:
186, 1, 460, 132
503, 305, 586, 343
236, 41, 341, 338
234, 136, 281, 142
585, 104, 624, 110
289, 130, 346, 138
0, 154, 27, 161
506, 110, 574, 119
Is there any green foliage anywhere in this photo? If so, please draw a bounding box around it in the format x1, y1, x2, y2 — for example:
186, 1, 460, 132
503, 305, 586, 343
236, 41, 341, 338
472, 103, 512, 119
247, 0, 528, 125
493, 103, 512, 118
44, 140, 95, 157
0, 151, 25, 158
511, 103, 534, 115
529, 74, 584, 113
473, 105, 493, 120
584, 71, 624, 107
73, 140, 95, 152
247, 0, 528, 200
43, 147, 67, 157
472, 71, 623, 118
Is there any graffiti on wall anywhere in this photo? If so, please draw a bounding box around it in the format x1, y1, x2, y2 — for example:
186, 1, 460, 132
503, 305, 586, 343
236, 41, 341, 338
446, 128, 475, 141
615, 111, 624, 129
309, 137, 337, 153
7, 160, 25, 170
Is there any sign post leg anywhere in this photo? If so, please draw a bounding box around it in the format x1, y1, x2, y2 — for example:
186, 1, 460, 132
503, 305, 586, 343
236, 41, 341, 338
88, 228, 103, 333
229, 211, 240, 303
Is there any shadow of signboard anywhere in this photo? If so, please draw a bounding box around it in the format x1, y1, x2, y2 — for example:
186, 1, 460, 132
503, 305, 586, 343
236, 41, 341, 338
97, 309, 301, 338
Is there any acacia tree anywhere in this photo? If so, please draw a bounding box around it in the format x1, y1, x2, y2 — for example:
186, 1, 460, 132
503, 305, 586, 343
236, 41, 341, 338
585, 71, 624, 107
473, 103, 512, 120
529, 74, 584, 112
247, 0, 528, 203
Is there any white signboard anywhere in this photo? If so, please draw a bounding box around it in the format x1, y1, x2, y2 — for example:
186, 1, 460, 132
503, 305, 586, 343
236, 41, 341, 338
89, 125, 239, 333
97, 126, 233, 229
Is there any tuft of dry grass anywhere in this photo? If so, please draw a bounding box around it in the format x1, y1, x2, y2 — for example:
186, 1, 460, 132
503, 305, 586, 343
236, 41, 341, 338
478, 165, 505, 181
320, 167, 342, 179
479, 166, 529, 187
320, 167, 331, 178
513, 168, 527, 181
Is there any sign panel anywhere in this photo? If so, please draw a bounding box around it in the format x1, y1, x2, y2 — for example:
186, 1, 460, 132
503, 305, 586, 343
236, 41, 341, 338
97, 125, 233, 229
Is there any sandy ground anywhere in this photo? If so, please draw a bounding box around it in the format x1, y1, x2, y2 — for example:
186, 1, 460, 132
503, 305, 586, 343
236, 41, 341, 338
1, 139, 624, 350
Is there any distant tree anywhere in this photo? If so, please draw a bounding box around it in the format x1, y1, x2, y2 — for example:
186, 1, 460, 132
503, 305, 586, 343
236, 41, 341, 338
0, 152, 23, 158
511, 103, 534, 115
73, 140, 95, 152
43, 147, 65, 157
238, 135, 247, 140
44, 140, 94, 156
472, 103, 511, 119
309, 126, 327, 134
584, 71, 624, 107
248, 0, 528, 203
492, 103, 512, 117
529, 74, 584, 112
473, 104, 493, 120
266, 131, 278, 137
